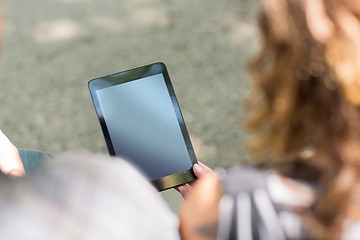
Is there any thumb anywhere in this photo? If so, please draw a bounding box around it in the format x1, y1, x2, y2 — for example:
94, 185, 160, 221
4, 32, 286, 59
193, 161, 213, 178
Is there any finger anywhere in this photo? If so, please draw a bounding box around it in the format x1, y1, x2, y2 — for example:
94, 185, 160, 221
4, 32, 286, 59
188, 181, 196, 187
193, 161, 213, 178
175, 184, 192, 199
0, 148, 25, 176
198, 161, 213, 173
0, 130, 25, 176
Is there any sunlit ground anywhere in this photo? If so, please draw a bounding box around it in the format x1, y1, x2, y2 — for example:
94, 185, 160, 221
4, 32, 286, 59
0, 0, 260, 212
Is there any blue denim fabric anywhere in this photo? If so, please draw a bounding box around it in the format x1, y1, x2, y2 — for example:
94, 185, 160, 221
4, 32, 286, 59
18, 148, 51, 172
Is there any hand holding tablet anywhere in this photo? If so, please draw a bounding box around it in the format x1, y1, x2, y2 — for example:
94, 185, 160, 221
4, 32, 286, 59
88, 62, 198, 190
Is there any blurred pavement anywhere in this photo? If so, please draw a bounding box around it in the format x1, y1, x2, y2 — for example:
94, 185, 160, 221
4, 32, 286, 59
0, 0, 260, 211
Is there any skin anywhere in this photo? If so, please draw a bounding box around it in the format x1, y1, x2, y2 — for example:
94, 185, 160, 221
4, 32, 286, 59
179, 172, 222, 240
176, 162, 222, 240
175, 161, 213, 198
0, 129, 25, 176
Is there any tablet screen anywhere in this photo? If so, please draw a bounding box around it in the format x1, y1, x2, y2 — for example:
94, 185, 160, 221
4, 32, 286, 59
95, 73, 193, 181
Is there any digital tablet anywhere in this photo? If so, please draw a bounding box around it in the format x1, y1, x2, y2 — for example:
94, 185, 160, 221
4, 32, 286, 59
88, 62, 197, 191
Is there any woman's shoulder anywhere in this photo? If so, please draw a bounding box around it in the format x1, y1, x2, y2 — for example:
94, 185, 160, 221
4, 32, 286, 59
219, 165, 360, 239
218, 166, 315, 240
219, 165, 316, 207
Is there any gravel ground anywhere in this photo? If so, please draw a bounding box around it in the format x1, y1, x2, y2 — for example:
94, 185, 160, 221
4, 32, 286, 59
0, 0, 261, 211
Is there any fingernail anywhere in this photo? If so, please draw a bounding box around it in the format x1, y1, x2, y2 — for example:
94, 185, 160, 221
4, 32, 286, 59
177, 186, 187, 195
177, 185, 185, 192
8, 170, 25, 177
193, 163, 203, 173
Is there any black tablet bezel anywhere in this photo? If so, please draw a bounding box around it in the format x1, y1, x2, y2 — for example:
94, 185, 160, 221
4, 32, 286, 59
88, 62, 197, 191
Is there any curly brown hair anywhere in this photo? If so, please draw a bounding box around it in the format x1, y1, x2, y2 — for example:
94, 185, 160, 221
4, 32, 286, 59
246, 0, 360, 237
